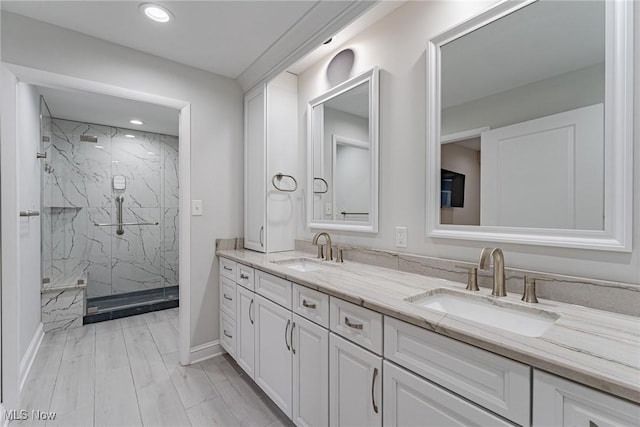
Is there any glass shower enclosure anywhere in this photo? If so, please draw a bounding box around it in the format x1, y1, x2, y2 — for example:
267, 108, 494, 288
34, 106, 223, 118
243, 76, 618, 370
40, 96, 179, 322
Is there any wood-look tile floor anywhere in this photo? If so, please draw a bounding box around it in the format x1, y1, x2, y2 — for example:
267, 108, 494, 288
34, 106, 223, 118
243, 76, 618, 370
16, 308, 293, 427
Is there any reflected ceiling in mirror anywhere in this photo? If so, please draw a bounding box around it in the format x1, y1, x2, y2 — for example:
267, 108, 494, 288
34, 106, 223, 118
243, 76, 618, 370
307, 67, 379, 233
427, 0, 633, 251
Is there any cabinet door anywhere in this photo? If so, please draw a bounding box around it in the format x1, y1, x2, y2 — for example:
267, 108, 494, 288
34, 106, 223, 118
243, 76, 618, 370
255, 295, 293, 418
236, 285, 255, 378
383, 361, 513, 427
329, 333, 382, 427
244, 85, 266, 252
292, 314, 329, 427
533, 370, 640, 427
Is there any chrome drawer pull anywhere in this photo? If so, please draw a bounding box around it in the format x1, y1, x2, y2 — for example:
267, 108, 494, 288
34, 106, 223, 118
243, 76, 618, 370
240, 273, 249, 280
371, 368, 379, 413
291, 322, 296, 354
223, 330, 232, 339
302, 299, 316, 309
344, 317, 363, 330
223, 294, 232, 301
249, 299, 254, 325
223, 266, 233, 271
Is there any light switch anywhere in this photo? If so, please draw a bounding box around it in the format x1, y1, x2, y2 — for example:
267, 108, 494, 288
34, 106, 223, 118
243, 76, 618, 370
191, 200, 203, 216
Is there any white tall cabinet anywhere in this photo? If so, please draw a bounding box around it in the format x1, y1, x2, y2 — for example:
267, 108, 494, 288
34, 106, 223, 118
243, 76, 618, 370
244, 72, 298, 253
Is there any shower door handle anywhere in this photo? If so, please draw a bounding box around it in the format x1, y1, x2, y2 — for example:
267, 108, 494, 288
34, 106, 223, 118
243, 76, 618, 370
115, 195, 125, 235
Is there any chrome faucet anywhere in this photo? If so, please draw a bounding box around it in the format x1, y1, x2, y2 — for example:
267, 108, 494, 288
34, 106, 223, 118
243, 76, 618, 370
478, 247, 506, 297
312, 232, 333, 261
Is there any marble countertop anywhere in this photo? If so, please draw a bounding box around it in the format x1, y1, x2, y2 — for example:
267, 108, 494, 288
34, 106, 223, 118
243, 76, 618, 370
217, 249, 640, 404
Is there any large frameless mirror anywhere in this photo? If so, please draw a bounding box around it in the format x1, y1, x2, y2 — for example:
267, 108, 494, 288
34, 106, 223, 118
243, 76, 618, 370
307, 67, 379, 233
426, 0, 633, 251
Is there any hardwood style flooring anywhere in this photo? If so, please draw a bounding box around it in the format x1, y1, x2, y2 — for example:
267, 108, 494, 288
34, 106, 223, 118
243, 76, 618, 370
16, 308, 293, 427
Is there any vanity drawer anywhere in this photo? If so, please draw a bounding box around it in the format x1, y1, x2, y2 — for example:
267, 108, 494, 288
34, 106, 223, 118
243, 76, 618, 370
220, 276, 236, 317
220, 258, 236, 280
293, 284, 329, 328
236, 264, 255, 290
220, 311, 236, 358
329, 297, 383, 355
255, 270, 292, 309
384, 316, 530, 426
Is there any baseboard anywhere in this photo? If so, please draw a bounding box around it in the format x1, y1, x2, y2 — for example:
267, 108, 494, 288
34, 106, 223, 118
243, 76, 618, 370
19, 322, 44, 391
189, 340, 223, 364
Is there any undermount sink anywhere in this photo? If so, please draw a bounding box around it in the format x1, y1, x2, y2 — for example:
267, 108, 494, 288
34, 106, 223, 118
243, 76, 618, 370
271, 257, 334, 272
407, 289, 559, 337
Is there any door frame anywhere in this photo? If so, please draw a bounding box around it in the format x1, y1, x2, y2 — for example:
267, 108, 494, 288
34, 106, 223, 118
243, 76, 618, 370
1, 63, 192, 412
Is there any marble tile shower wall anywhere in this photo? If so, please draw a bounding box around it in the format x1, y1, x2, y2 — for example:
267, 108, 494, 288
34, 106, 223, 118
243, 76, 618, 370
43, 118, 179, 298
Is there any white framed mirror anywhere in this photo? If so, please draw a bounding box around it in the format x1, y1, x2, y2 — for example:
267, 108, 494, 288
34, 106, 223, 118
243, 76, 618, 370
426, 0, 633, 251
307, 67, 379, 233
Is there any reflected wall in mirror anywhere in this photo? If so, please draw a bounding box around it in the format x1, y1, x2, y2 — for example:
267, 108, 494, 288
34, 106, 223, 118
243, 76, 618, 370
307, 68, 379, 232
427, 0, 633, 251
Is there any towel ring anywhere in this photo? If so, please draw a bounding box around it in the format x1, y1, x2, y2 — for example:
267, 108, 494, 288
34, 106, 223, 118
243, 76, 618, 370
272, 173, 298, 192
313, 177, 329, 194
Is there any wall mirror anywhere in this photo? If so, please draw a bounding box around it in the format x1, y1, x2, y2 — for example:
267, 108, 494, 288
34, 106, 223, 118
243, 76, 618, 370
307, 67, 379, 232
427, 0, 633, 251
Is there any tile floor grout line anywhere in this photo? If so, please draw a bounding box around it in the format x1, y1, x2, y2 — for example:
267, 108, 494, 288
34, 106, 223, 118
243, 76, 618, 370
122, 325, 146, 426
44, 331, 68, 426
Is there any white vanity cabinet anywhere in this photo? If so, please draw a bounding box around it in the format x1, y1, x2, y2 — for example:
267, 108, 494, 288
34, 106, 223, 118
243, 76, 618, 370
235, 284, 255, 378
244, 72, 298, 253
328, 297, 383, 426
254, 294, 294, 417
383, 361, 513, 427
385, 316, 530, 426
219, 260, 237, 357
292, 314, 329, 427
533, 370, 640, 427
329, 333, 382, 427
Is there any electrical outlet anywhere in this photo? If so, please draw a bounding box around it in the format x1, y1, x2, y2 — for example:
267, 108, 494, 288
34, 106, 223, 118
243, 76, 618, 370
395, 226, 407, 248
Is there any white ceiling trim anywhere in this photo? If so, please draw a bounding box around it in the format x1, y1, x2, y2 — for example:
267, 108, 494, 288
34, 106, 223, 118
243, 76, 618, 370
237, 0, 375, 92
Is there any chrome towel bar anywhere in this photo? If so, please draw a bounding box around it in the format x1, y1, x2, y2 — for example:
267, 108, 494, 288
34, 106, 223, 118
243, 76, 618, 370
94, 222, 159, 227
20, 210, 40, 217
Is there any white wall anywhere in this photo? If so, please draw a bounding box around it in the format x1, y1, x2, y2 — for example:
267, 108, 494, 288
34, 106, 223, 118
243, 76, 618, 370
296, 1, 640, 286
16, 83, 41, 361
442, 63, 605, 135
1, 12, 243, 356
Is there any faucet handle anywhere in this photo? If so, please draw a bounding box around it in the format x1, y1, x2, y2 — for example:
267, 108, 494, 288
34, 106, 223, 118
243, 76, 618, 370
522, 275, 539, 303
455, 265, 479, 291
335, 247, 344, 263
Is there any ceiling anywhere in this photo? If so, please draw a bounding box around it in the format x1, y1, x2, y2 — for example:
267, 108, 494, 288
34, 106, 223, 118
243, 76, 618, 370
1, 0, 374, 90
38, 86, 180, 136
442, 0, 605, 109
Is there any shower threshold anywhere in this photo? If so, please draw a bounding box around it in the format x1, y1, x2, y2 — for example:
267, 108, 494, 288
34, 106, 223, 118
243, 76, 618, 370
84, 285, 179, 324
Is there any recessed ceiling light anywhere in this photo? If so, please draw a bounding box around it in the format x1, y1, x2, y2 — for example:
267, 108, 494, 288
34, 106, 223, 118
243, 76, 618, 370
130, 119, 144, 125
125, 134, 136, 138
139, 3, 173, 23
323, 38, 333, 45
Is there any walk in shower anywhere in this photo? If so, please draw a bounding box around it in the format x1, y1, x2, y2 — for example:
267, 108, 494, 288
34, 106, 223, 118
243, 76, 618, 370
40, 94, 179, 323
